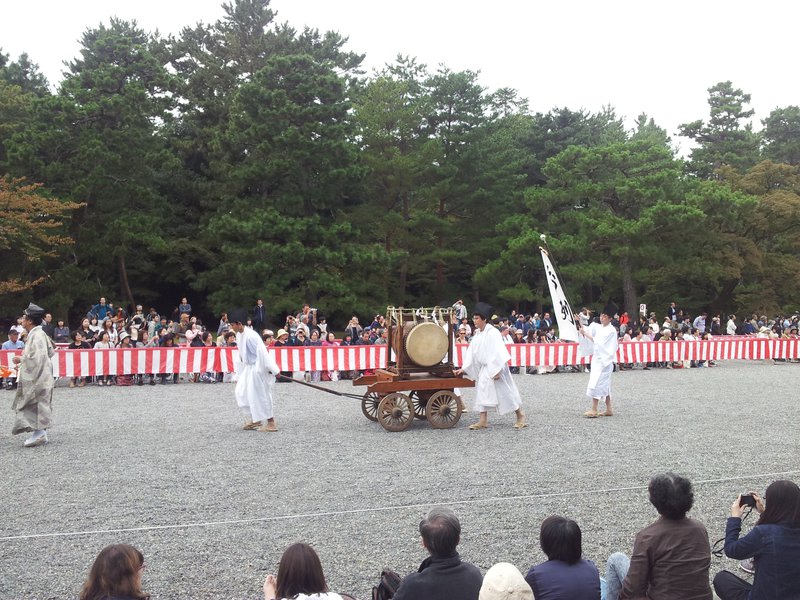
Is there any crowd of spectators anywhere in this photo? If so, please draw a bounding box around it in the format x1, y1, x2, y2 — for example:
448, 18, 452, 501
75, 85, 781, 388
75, 475, 800, 599
2, 298, 798, 390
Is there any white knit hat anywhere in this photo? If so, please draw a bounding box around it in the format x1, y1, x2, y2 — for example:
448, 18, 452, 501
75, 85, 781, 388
479, 563, 533, 600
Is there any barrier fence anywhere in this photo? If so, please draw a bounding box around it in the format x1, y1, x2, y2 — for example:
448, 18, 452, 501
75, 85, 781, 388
0, 338, 797, 377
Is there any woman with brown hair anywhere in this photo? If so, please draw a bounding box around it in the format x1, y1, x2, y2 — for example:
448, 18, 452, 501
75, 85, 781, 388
264, 543, 343, 600
79, 544, 149, 600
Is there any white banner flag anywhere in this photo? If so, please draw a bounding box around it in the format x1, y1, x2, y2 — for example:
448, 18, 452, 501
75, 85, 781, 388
540, 247, 580, 342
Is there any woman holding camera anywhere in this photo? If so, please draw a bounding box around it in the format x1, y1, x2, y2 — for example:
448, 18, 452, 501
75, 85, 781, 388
713, 479, 800, 600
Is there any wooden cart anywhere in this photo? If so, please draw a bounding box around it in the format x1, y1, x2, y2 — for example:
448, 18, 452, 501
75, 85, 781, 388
353, 306, 474, 431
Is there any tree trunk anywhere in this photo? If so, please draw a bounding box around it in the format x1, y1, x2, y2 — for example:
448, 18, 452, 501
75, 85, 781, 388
119, 253, 136, 312
435, 197, 445, 290
709, 279, 740, 318
619, 254, 637, 319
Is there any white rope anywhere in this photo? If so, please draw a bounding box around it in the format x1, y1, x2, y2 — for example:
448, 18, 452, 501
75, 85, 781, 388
2, 469, 797, 542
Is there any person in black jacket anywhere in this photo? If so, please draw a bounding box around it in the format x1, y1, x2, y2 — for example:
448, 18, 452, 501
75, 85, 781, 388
393, 507, 482, 600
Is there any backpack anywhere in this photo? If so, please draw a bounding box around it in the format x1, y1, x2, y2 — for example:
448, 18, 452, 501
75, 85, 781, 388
371, 569, 402, 600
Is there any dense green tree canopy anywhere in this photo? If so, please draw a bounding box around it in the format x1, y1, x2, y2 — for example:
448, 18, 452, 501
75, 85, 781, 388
1, 0, 798, 328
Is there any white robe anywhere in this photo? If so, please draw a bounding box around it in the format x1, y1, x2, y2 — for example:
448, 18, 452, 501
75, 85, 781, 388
235, 327, 280, 422
579, 322, 618, 399
461, 325, 522, 415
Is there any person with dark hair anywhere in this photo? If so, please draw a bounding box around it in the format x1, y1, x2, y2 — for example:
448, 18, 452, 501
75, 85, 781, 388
79, 543, 149, 600
453, 302, 527, 430
392, 507, 483, 600
576, 303, 618, 418
11, 303, 55, 447
713, 479, 800, 600
263, 542, 343, 600
67, 330, 91, 388
605, 473, 712, 600
230, 309, 281, 432
524, 515, 600, 599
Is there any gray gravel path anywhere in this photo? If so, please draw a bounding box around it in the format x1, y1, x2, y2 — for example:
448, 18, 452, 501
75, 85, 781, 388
1, 361, 798, 600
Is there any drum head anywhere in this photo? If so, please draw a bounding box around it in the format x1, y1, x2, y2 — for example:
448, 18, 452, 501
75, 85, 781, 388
405, 322, 448, 367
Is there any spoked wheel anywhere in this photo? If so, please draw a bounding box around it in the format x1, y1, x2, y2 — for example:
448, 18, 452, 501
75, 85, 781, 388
361, 391, 384, 422
426, 390, 463, 429
377, 392, 415, 432
410, 390, 434, 420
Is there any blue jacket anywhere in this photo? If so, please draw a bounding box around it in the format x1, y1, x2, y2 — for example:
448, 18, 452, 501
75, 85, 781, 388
724, 516, 800, 599
525, 558, 600, 600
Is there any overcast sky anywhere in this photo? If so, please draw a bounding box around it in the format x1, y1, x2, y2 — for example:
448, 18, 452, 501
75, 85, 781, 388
2, 1, 798, 153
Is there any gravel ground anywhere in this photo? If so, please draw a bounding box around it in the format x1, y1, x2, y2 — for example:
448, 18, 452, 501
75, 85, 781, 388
1, 361, 798, 600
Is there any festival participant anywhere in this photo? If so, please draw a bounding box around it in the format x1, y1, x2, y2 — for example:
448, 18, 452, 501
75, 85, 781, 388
11, 303, 56, 448
230, 309, 281, 432
454, 302, 526, 430
263, 543, 343, 600
713, 480, 800, 600
79, 543, 149, 600
576, 303, 619, 418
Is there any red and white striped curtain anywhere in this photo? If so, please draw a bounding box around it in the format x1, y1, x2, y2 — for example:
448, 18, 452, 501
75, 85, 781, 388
0, 339, 796, 377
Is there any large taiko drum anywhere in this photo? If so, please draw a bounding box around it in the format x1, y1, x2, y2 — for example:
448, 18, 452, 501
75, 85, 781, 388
394, 321, 448, 367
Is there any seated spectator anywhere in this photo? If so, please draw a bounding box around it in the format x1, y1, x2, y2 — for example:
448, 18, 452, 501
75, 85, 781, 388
116, 332, 134, 386
605, 472, 712, 600
525, 515, 600, 600
480, 563, 533, 600
79, 543, 149, 600
321, 332, 339, 381
158, 333, 178, 384
263, 542, 343, 600
307, 330, 322, 382
67, 331, 91, 388
273, 329, 292, 382
713, 480, 800, 600
2, 329, 25, 389
392, 507, 483, 600
93, 331, 114, 386
53, 319, 70, 344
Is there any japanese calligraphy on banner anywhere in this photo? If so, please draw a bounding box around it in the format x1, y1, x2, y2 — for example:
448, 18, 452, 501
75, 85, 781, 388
540, 246, 580, 342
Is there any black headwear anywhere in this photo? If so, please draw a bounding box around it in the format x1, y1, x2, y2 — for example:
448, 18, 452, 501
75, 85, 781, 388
228, 308, 248, 324
601, 300, 618, 318
23, 303, 46, 318
472, 302, 493, 320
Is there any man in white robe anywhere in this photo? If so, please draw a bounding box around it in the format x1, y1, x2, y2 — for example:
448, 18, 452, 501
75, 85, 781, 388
230, 309, 281, 432
11, 303, 55, 447
454, 302, 526, 430
577, 305, 619, 418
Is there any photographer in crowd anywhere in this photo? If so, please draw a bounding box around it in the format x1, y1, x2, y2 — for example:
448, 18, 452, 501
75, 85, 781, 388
713, 480, 800, 600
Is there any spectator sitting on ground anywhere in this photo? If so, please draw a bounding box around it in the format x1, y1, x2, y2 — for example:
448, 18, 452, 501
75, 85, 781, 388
263, 542, 344, 600
392, 507, 483, 600
713, 479, 800, 600
79, 543, 149, 600
480, 563, 533, 600
604, 472, 712, 600
524, 515, 600, 600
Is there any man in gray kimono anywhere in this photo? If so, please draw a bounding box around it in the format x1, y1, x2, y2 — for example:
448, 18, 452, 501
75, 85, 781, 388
11, 303, 55, 447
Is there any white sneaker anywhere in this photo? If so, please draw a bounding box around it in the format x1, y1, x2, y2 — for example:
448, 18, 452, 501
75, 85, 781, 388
23, 430, 48, 447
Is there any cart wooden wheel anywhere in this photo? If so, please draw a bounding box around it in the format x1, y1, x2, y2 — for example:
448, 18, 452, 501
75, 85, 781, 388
361, 391, 384, 422
377, 392, 415, 432
426, 390, 462, 429
410, 390, 434, 420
